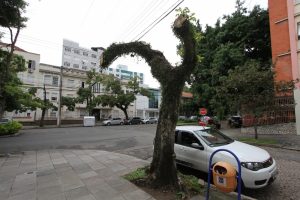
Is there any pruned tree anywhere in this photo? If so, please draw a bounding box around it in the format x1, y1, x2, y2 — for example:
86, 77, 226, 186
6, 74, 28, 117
101, 14, 198, 188
100, 76, 150, 120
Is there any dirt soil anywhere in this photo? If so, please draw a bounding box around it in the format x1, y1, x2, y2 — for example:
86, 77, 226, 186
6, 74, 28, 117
131, 179, 201, 200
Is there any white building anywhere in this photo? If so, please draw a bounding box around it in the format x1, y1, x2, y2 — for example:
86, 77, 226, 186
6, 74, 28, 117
62, 39, 104, 72
108, 64, 144, 84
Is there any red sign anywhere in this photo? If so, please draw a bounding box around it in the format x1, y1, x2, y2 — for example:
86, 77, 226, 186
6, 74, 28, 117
199, 108, 207, 115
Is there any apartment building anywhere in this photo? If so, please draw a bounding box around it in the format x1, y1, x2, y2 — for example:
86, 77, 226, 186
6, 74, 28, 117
268, 0, 300, 135
62, 39, 104, 72
108, 64, 144, 84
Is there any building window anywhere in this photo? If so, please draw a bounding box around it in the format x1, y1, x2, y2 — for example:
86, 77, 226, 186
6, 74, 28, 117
28, 60, 36, 70
91, 54, 97, 58
67, 79, 75, 88
81, 82, 85, 88
73, 64, 79, 68
92, 83, 101, 93
74, 49, 80, 54
82, 66, 87, 70
83, 52, 88, 56
52, 76, 59, 86
64, 61, 70, 67
44, 75, 59, 86
51, 92, 58, 102
64, 47, 71, 52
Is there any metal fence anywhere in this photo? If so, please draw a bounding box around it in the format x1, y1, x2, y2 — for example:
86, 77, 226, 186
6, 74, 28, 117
242, 96, 295, 127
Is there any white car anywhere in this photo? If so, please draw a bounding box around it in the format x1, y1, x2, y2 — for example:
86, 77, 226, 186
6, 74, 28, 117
142, 117, 158, 124
174, 126, 278, 189
102, 118, 124, 126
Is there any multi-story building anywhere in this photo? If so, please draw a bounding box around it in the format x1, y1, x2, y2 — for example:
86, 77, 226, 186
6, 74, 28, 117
268, 0, 300, 135
62, 39, 104, 72
108, 64, 144, 84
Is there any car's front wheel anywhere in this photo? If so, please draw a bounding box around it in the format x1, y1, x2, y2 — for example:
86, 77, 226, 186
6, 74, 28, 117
120, 122, 124, 125
107, 122, 111, 126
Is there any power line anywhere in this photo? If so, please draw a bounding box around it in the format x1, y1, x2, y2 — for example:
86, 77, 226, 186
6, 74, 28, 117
131, 0, 185, 41
117, 0, 166, 42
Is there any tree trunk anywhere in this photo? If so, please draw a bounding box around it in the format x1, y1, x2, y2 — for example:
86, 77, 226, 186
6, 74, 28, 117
150, 86, 182, 188
40, 85, 47, 127
0, 99, 5, 120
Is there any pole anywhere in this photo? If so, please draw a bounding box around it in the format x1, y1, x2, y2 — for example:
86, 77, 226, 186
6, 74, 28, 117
57, 66, 63, 127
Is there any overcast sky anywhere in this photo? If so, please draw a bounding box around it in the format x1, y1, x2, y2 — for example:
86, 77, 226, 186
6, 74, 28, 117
1, 0, 267, 88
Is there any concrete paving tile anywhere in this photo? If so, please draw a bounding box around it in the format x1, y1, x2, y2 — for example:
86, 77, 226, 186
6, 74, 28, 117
122, 189, 152, 200
37, 184, 63, 199
58, 170, 84, 191
105, 177, 138, 194
65, 186, 90, 200
72, 163, 93, 174
10, 183, 36, 196
92, 185, 119, 200
87, 161, 106, 171
105, 163, 127, 172
83, 177, 106, 194
94, 167, 115, 178
72, 194, 97, 200
78, 171, 98, 179
7, 190, 36, 200
38, 192, 66, 200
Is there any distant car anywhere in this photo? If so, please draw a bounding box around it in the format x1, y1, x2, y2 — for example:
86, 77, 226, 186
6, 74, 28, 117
102, 118, 124, 126
189, 116, 198, 120
198, 116, 221, 129
142, 117, 158, 124
178, 116, 187, 120
0, 118, 12, 124
124, 117, 143, 125
174, 126, 278, 189
228, 116, 243, 128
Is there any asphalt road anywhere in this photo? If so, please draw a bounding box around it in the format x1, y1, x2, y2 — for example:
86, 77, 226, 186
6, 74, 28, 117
1, 124, 300, 199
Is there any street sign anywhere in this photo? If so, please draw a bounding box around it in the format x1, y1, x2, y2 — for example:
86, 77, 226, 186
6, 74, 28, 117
199, 108, 207, 115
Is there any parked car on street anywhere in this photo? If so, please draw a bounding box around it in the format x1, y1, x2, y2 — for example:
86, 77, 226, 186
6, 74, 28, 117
228, 115, 243, 128
124, 117, 143, 125
142, 117, 158, 124
198, 116, 221, 129
174, 126, 278, 189
102, 118, 124, 126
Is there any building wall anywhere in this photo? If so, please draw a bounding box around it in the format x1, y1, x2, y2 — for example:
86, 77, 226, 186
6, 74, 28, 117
269, 0, 293, 81
62, 39, 103, 72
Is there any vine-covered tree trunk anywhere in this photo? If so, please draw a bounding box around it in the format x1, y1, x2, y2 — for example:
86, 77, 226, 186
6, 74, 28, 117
101, 14, 197, 188
39, 85, 47, 127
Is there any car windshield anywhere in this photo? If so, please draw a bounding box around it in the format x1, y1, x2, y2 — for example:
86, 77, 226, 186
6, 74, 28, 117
194, 128, 234, 147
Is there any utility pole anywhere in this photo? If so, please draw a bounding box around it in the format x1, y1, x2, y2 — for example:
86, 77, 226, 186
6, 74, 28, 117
57, 66, 63, 127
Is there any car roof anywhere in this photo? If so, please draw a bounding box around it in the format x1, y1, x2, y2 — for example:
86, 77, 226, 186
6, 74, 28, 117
175, 125, 208, 131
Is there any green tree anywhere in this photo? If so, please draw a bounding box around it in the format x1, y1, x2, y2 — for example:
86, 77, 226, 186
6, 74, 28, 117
221, 61, 275, 139
76, 69, 102, 116
101, 14, 197, 188
191, 1, 271, 118
0, 0, 28, 118
100, 76, 150, 120
28, 86, 57, 127
61, 96, 77, 111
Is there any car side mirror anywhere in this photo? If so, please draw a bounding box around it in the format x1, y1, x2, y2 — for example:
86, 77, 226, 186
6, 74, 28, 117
191, 143, 204, 150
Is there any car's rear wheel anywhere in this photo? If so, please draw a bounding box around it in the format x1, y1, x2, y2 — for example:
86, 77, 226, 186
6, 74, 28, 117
146, 121, 149, 124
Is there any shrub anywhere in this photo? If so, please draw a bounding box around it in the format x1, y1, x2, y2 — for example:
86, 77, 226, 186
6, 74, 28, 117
0, 121, 22, 136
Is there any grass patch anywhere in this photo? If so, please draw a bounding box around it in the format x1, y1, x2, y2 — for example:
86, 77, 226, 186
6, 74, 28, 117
123, 167, 147, 181
238, 137, 278, 145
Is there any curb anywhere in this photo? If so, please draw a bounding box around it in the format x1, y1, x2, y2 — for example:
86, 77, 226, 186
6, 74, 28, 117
242, 142, 300, 152
0, 131, 22, 138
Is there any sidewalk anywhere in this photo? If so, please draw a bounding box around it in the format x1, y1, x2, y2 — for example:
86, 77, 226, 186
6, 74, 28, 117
0, 150, 155, 200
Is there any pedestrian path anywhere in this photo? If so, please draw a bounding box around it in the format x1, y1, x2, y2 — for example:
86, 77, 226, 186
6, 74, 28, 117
0, 150, 155, 200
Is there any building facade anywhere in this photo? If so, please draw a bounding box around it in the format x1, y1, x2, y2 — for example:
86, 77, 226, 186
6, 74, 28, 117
62, 39, 104, 72
108, 64, 144, 84
268, 0, 300, 135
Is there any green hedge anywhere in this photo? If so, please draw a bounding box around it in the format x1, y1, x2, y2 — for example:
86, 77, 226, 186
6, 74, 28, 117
0, 121, 23, 136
